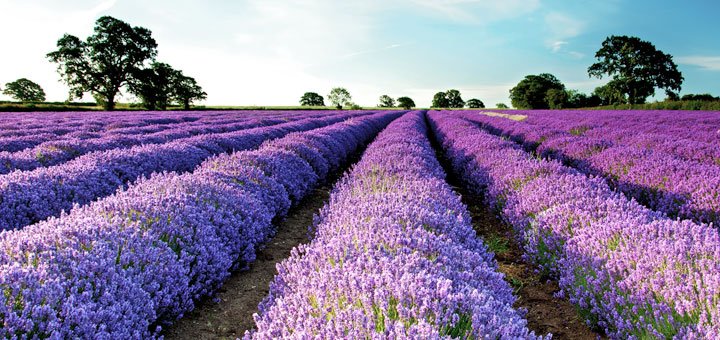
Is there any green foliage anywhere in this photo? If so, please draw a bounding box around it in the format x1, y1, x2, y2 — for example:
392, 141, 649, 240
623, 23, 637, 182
171, 74, 206, 110
509, 73, 565, 109
2, 78, 46, 102
681, 93, 719, 101
128, 62, 206, 110
432, 91, 449, 108
545, 88, 569, 109
128, 62, 176, 110
349, 103, 362, 110
328, 87, 352, 109
432, 89, 464, 108
445, 89, 464, 108
496, 103, 509, 109
299, 92, 325, 106
588, 35, 683, 105
465, 98, 485, 108
47, 16, 158, 110
593, 81, 627, 106
566, 90, 601, 108
378, 95, 395, 107
396, 96, 415, 109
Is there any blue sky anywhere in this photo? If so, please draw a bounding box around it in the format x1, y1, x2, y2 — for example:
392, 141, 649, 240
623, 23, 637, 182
1, 0, 718, 107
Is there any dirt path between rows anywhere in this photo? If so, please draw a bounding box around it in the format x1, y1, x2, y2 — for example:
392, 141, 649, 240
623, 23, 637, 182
457, 189, 603, 339
425, 115, 603, 339
163, 181, 335, 339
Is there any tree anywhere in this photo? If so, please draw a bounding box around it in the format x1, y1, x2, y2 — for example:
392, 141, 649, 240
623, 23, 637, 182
171, 74, 206, 110
509, 73, 565, 109
300, 92, 325, 106
397, 96, 415, 109
565, 90, 601, 108
328, 87, 351, 109
2, 78, 46, 102
466, 98, 485, 108
432, 92, 449, 108
681, 93, 719, 101
588, 35, 683, 105
47, 16, 158, 110
378, 95, 395, 107
128, 62, 177, 110
496, 103, 509, 109
128, 62, 206, 110
593, 81, 627, 106
545, 89, 569, 109
445, 89, 465, 108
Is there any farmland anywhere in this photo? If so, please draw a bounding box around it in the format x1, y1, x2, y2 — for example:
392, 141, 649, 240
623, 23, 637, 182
0, 109, 719, 338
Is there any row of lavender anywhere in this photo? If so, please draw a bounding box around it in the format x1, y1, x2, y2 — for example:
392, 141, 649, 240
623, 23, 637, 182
0, 110, 213, 139
513, 109, 720, 166
248, 112, 544, 338
461, 111, 720, 226
0, 111, 400, 338
0, 114, 199, 151
0, 111, 316, 173
429, 111, 720, 338
0, 111, 369, 230
522, 110, 720, 143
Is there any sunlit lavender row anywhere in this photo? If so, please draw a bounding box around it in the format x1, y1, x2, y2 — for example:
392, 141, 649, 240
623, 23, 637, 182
248, 112, 545, 338
429, 111, 720, 338
0, 111, 372, 230
0, 112, 298, 174
459, 110, 720, 226
0, 110, 399, 338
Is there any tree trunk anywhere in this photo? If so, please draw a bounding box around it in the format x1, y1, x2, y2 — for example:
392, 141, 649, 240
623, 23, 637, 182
104, 92, 116, 111
183, 99, 190, 110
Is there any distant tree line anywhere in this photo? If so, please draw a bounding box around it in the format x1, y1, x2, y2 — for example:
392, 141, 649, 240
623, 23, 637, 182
46, 16, 206, 110
299, 90, 417, 110
507, 35, 717, 109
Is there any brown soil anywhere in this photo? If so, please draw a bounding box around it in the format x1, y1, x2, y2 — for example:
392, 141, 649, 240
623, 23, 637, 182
458, 188, 604, 340
163, 183, 333, 340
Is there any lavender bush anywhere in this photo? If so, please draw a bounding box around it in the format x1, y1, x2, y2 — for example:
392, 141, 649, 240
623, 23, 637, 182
0, 111, 400, 338
248, 111, 544, 339
0, 112, 370, 230
428, 111, 720, 338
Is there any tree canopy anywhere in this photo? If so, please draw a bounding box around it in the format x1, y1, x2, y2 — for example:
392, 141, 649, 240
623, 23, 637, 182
47, 16, 158, 110
128, 62, 206, 110
300, 92, 325, 106
128, 62, 176, 110
593, 80, 627, 106
432, 89, 464, 108
509, 73, 565, 109
2, 78, 46, 102
328, 87, 352, 109
496, 103, 508, 109
378, 95, 395, 108
466, 98, 485, 108
588, 35, 683, 104
396, 96, 415, 109
432, 92, 449, 108
171, 74, 206, 110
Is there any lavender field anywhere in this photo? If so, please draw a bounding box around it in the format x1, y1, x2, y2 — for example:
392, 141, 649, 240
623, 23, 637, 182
0, 109, 718, 339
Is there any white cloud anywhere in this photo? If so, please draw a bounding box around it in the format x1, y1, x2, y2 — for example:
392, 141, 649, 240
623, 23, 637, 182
544, 12, 585, 57
677, 56, 720, 71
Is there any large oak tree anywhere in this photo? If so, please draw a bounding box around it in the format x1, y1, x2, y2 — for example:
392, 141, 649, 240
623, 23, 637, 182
47, 16, 157, 110
588, 35, 683, 104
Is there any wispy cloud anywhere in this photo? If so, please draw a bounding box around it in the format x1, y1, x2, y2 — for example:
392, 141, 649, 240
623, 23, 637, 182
544, 12, 585, 57
677, 56, 720, 71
